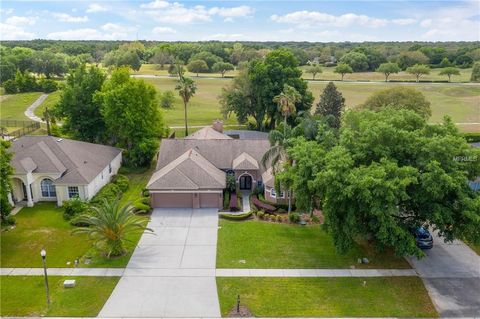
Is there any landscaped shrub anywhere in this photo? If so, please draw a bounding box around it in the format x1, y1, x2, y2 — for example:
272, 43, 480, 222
142, 188, 150, 197
226, 175, 236, 193
276, 215, 283, 222
219, 211, 253, 220
90, 183, 122, 206
256, 210, 265, 219
311, 215, 320, 223
223, 191, 230, 210
63, 197, 90, 221
112, 174, 129, 192
1, 216, 16, 226
132, 197, 151, 214
289, 212, 301, 223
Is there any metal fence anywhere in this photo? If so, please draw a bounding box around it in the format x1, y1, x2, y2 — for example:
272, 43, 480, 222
0, 119, 40, 140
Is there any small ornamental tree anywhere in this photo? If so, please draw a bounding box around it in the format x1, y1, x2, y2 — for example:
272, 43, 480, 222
439, 67, 460, 82
0, 140, 14, 224
314, 82, 345, 129
406, 64, 430, 82
305, 63, 323, 80
471, 62, 480, 82
376, 62, 401, 82
187, 60, 209, 77
212, 62, 234, 78
334, 63, 353, 81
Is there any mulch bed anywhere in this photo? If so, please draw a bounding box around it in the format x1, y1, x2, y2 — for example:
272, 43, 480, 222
227, 305, 254, 317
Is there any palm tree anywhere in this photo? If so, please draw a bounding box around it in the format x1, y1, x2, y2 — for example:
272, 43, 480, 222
273, 84, 301, 138
175, 75, 197, 136
72, 199, 152, 257
261, 124, 295, 214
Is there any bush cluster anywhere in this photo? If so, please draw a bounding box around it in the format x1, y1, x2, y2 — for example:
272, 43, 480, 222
289, 212, 301, 223
4, 71, 58, 94
111, 174, 129, 192
219, 211, 253, 220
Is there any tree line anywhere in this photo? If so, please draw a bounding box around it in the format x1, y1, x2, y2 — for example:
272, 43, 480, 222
2, 41, 479, 84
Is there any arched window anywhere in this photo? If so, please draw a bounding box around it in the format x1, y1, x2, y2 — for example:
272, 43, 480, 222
41, 179, 56, 197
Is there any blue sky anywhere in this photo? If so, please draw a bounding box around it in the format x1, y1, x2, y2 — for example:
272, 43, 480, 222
1, 0, 479, 41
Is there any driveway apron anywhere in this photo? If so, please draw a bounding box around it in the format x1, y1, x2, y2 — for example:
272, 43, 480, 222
408, 233, 480, 317
99, 208, 221, 318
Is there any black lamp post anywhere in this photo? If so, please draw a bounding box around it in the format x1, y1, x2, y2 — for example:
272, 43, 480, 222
40, 249, 50, 305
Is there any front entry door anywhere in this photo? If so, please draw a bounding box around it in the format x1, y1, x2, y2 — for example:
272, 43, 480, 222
239, 175, 252, 190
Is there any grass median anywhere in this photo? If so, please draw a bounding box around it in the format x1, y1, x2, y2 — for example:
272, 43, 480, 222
216, 277, 438, 317
1, 276, 119, 317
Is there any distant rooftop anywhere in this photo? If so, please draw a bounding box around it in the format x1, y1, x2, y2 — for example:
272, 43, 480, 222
224, 130, 269, 140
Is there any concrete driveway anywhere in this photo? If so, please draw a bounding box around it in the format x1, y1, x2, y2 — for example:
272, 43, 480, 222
99, 208, 221, 318
408, 233, 480, 317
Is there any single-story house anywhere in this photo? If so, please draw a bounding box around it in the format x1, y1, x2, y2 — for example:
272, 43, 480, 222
147, 121, 285, 208
9, 136, 122, 207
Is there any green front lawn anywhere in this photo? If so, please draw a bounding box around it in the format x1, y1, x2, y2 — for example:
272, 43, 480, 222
0, 92, 42, 120
1, 203, 144, 268
1, 276, 119, 317
33, 90, 62, 118
216, 277, 437, 317
217, 220, 410, 269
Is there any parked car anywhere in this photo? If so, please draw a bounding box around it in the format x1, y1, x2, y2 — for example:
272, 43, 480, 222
414, 227, 433, 249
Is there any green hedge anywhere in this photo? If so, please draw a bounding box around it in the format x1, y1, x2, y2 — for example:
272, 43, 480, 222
219, 211, 253, 220
464, 132, 480, 143
90, 183, 122, 206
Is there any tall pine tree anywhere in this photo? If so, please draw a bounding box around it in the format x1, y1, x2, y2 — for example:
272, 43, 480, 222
314, 82, 345, 129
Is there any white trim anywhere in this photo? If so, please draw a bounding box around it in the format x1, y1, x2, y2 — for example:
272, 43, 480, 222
237, 172, 255, 183
270, 188, 284, 199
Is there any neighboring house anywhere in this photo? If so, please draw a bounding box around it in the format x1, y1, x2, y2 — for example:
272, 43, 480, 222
9, 136, 122, 207
147, 121, 284, 208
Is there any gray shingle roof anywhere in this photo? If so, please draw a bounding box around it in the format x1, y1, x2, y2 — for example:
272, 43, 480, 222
185, 127, 233, 140
148, 148, 226, 190
224, 130, 269, 140
156, 138, 271, 173
11, 136, 122, 185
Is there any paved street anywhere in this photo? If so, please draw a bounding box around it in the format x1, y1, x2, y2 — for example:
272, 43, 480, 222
408, 233, 480, 317
98, 208, 221, 318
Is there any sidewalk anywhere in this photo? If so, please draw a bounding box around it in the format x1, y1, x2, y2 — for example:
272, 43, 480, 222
24, 93, 49, 123
1, 267, 417, 277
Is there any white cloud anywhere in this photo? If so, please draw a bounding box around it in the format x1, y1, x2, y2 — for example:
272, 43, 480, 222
86, 3, 108, 13
0, 23, 35, 40
392, 18, 416, 25
53, 13, 89, 23
204, 33, 244, 40
140, 0, 169, 9
46, 28, 128, 40
141, 1, 254, 24
271, 11, 388, 28
101, 23, 136, 33
208, 5, 254, 18
152, 26, 176, 34
418, 1, 479, 41
0, 8, 14, 15
5, 16, 36, 26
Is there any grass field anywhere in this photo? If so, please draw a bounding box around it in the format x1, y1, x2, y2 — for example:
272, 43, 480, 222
216, 220, 410, 269
143, 77, 479, 132
143, 77, 239, 126
216, 277, 437, 317
0, 276, 119, 317
0, 92, 42, 120
134, 64, 473, 83
302, 66, 473, 83
34, 90, 62, 118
